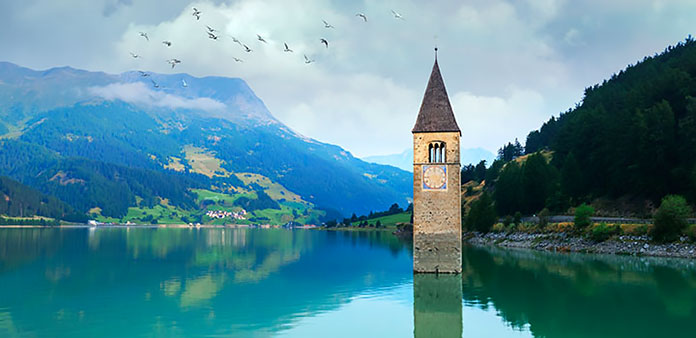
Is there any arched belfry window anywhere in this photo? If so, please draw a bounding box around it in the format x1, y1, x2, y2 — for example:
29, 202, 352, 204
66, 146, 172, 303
428, 141, 446, 163
429, 143, 434, 163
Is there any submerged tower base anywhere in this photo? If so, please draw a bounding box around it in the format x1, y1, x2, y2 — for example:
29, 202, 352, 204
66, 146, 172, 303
414, 232, 461, 274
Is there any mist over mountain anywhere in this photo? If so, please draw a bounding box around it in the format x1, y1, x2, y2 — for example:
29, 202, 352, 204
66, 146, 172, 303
0, 62, 411, 221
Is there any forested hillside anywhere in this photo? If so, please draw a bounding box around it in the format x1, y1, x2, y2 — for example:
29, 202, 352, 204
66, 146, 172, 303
468, 37, 696, 218
0, 176, 84, 222
0, 62, 412, 223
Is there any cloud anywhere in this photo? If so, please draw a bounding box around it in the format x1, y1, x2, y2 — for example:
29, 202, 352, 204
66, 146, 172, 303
563, 28, 584, 46
451, 88, 547, 153
89, 82, 226, 111
103, 0, 133, 17
3, 0, 696, 158
281, 73, 420, 157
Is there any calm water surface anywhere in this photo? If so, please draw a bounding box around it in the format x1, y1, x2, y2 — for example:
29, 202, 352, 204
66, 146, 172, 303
1, 228, 695, 337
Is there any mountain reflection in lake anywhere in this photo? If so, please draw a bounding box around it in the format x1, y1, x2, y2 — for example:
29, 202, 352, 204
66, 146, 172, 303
462, 246, 696, 338
1, 228, 695, 337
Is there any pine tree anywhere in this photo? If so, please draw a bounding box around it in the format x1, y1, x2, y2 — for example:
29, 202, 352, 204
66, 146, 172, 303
466, 192, 497, 233
561, 152, 583, 202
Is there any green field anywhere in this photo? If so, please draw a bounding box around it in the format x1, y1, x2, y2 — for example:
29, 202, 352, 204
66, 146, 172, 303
95, 203, 193, 224
350, 211, 411, 228
92, 186, 324, 225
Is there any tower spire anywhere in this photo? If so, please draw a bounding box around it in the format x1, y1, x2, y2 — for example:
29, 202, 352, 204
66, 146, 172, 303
411, 54, 460, 134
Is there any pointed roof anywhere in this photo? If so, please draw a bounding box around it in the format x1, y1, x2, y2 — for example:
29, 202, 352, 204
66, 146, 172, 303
412, 58, 460, 134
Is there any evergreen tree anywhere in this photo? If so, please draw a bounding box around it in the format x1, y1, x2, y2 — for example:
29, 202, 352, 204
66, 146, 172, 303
474, 160, 487, 182
461, 164, 476, 183
494, 162, 523, 215
497, 139, 524, 162
484, 159, 505, 187
561, 152, 583, 202
466, 192, 497, 233
522, 153, 557, 214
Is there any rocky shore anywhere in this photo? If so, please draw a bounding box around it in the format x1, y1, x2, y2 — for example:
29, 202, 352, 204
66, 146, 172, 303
464, 231, 696, 258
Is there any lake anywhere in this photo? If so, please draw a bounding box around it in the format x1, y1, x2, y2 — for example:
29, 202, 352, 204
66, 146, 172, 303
1, 228, 695, 337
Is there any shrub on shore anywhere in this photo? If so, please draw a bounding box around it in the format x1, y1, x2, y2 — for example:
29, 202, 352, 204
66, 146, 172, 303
686, 224, 696, 242
651, 195, 692, 243
503, 215, 513, 228
589, 222, 621, 242
492, 222, 506, 232
620, 223, 650, 236
574, 204, 595, 230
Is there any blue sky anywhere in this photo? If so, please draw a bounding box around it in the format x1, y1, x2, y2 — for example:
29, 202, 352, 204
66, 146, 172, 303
2, 0, 695, 157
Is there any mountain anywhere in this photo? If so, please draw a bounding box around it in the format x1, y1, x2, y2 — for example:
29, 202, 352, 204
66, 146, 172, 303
0, 62, 412, 222
364, 149, 413, 172
486, 37, 696, 217
364, 147, 496, 172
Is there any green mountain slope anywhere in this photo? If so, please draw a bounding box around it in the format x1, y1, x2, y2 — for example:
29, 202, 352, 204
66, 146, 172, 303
0, 62, 412, 221
501, 37, 696, 214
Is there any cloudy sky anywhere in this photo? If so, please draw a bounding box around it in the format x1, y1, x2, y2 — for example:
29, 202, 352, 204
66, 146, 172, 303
2, 0, 695, 158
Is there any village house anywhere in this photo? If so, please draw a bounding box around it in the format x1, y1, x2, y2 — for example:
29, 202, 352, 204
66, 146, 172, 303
206, 209, 247, 220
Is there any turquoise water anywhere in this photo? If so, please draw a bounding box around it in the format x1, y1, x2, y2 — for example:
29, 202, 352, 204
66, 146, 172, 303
1, 228, 695, 337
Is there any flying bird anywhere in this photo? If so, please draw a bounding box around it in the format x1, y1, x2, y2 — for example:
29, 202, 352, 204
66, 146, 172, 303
233, 57, 244, 63
182, 79, 188, 87
138, 71, 150, 77
320, 38, 329, 48
139, 32, 149, 41
207, 32, 219, 40
257, 34, 267, 43
167, 58, 181, 69
304, 54, 315, 64
229, 36, 243, 46
129, 52, 140, 59
322, 20, 334, 28
162, 40, 172, 47
356, 13, 368, 22
206, 25, 217, 33
151, 79, 160, 88
243, 44, 252, 52
192, 7, 202, 20
391, 10, 404, 20
283, 43, 293, 52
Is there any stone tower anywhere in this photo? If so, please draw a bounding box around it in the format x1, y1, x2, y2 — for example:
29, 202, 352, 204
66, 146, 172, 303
412, 54, 462, 274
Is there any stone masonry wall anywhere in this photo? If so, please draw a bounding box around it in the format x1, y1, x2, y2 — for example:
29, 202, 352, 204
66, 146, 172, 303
413, 131, 462, 273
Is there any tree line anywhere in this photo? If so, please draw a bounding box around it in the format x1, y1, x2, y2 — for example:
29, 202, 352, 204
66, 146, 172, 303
325, 203, 410, 228
461, 36, 696, 232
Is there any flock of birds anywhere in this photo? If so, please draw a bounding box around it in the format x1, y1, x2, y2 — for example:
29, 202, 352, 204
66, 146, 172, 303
129, 7, 406, 88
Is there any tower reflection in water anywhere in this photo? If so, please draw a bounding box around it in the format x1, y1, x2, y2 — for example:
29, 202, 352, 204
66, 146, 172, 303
413, 273, 463, 338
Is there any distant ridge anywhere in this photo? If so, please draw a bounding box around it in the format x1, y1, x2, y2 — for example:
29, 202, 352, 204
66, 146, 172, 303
364, 148, 496, 172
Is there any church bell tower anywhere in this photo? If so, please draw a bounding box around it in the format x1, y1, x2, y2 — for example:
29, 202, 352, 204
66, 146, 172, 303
412, 51, 462, 274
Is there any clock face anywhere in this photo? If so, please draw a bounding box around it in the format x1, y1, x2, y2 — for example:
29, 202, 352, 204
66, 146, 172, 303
423, 165, 447, 190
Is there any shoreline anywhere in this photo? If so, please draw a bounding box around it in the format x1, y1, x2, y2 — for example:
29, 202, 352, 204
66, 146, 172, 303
4, 224, 696, 259
464, 231, 696, 259
0, 224, 320, 229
